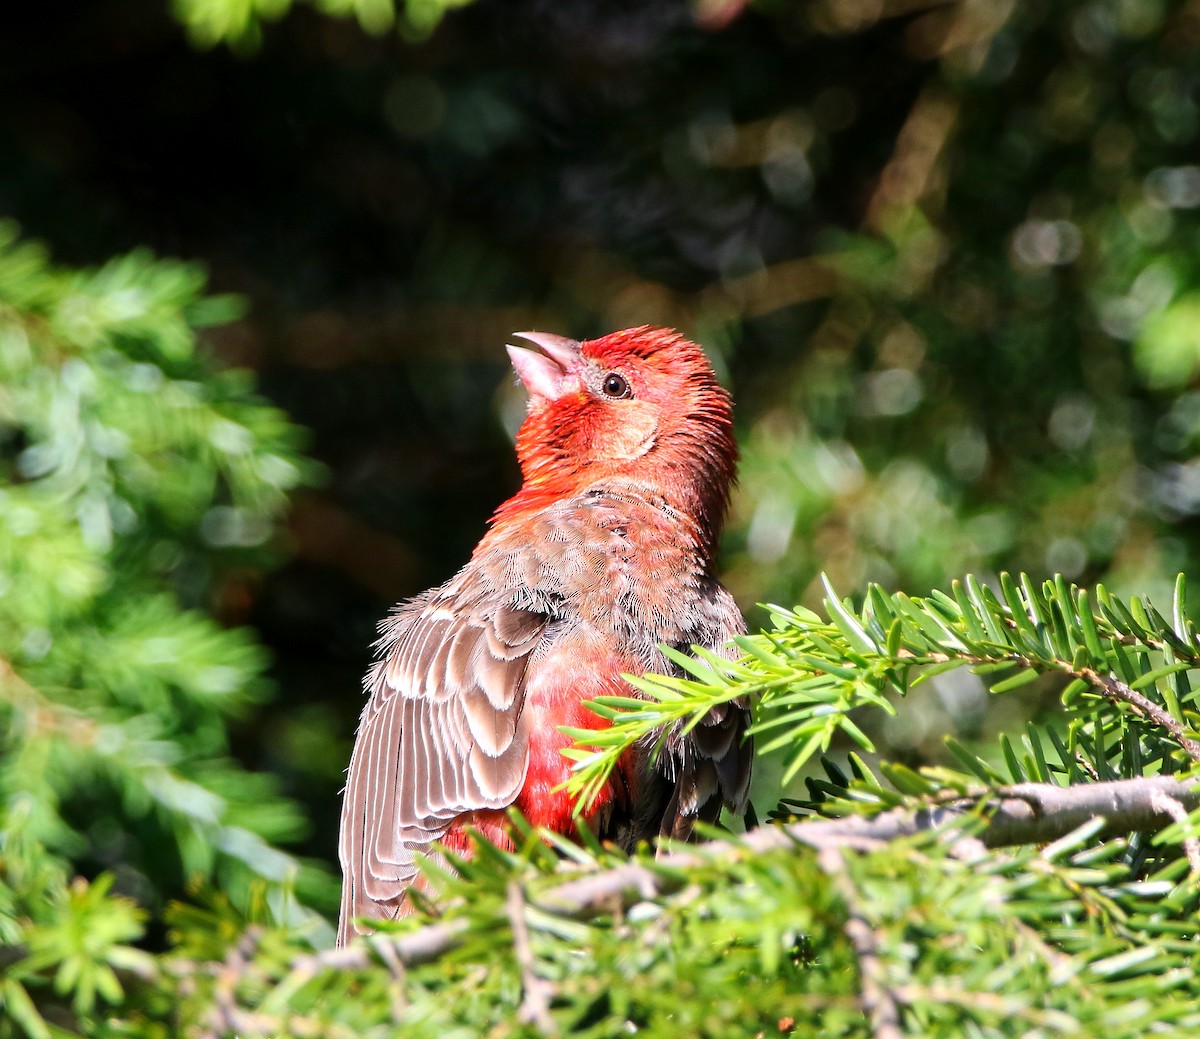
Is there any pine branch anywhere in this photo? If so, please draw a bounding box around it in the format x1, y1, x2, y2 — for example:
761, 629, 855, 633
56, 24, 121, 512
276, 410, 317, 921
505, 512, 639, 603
818, 846, 904, 1039
507, 880, 559, 1035
164, 773, 1196, 1038
310, 774, 1199, 974
1082, 668, 1200, 762
567, 573, 1200, 802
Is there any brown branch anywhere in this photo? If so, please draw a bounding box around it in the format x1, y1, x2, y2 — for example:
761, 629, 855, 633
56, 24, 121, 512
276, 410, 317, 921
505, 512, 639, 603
894, 647, 1200, 765
313, 775, 1200, 974
507, 881, 559, 1036
1081, 668, 1200, 763
298, 918, 472, 973
1148, 789, 1200, 875
79, 774, 1197, 1031
863, 85, 958, 235
817, 847, 904, 1039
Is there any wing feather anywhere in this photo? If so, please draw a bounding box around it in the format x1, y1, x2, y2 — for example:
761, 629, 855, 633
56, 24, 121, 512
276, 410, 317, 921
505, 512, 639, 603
337, 592, 547, 944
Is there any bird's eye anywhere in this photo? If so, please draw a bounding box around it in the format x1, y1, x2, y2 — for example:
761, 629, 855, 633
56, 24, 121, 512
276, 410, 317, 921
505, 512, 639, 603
601, 372, 631, 399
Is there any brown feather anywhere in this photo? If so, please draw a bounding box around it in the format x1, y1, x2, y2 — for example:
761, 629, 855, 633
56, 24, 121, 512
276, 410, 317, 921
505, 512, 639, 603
337, 599, 547, 943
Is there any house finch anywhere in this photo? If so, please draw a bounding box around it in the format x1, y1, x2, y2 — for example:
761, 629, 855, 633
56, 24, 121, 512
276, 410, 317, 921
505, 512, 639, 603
338, 326, 751, 944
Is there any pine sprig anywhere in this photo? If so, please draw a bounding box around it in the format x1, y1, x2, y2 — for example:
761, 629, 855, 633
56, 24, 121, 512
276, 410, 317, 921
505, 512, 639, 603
566, 573, 1200, 811
0, 226, 327, 1034
93, 774, 1200, 1037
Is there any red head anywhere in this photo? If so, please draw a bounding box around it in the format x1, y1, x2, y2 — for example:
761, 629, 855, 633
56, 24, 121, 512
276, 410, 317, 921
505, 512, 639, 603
498, 326, 737, 557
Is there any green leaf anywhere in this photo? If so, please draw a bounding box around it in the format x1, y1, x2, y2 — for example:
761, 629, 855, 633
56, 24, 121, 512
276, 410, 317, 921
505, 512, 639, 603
966, 574, 1007, 645
951, 579, 987, 642
780, 729, 831, 783
1174, 572, 1192, 646
999, 733, 1025, 782
1129, 662, 1192, 692
2, 979, 51, 1039
1000, 571, 1041, 648
880, 761, 936, 796
1076, 589, 1106, 663
884, 618, 903, 658
990, 668, 1040, 693
945, 736, 1005, 784
821, 574, 877, 654
1040, 817, 1107, 861
1025, 724, 1053, 784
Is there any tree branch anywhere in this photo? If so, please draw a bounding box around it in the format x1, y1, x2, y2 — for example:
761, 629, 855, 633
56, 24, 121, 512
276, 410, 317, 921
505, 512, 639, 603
314, 775, 1200, 972
817, 846, 904, 1039
892, 637, 1200, 767
1082, 668, 1200, 763
1148, 788, 1200, 875
139, 774, 1199, 1034
507, 880, 559, 1035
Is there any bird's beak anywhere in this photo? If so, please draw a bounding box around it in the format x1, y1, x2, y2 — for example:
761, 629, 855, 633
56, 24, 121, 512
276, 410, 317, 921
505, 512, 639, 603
507, 332, 582, 402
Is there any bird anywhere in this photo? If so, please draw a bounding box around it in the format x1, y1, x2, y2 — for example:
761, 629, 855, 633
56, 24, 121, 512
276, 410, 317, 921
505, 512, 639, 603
337, 325, 752, 945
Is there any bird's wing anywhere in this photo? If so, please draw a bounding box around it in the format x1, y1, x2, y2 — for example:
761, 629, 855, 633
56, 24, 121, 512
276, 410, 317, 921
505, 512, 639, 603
337, 590, 547, 944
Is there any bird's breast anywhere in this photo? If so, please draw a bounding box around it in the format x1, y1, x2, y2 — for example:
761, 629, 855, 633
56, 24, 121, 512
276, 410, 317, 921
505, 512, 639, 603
479, 488, 720, 832
483, 488, 710, 646
514, 627, 638, 833
562, 495, 706, 643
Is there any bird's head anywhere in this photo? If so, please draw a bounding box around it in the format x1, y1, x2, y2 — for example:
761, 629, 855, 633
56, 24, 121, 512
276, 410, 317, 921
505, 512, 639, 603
500, 326, 737, 550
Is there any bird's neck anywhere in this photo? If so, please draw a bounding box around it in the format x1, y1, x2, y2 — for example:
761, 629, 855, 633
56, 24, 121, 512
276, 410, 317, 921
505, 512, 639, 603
489, 464, 727, 564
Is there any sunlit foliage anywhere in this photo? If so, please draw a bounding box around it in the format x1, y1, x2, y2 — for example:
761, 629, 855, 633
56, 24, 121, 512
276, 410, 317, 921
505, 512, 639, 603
0, 225, 327, 1032
5, 0, 1200, 1035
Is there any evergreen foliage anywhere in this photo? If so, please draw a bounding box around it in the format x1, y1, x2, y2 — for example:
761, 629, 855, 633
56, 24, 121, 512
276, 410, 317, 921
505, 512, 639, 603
172, 0, 468, 49
9, 417, 1200, 1037
173, 575, 1196, 1037
0, 221, 1195, 1035
0, 224, 326, 1033
6, 1, 1200, 1035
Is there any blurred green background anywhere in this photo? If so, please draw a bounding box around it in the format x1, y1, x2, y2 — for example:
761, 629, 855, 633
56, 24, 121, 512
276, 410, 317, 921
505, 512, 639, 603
4, 0, 1200, 919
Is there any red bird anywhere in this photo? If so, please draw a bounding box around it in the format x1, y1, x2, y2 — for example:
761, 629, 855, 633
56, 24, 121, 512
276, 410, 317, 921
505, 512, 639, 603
337, 326, 751, 944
